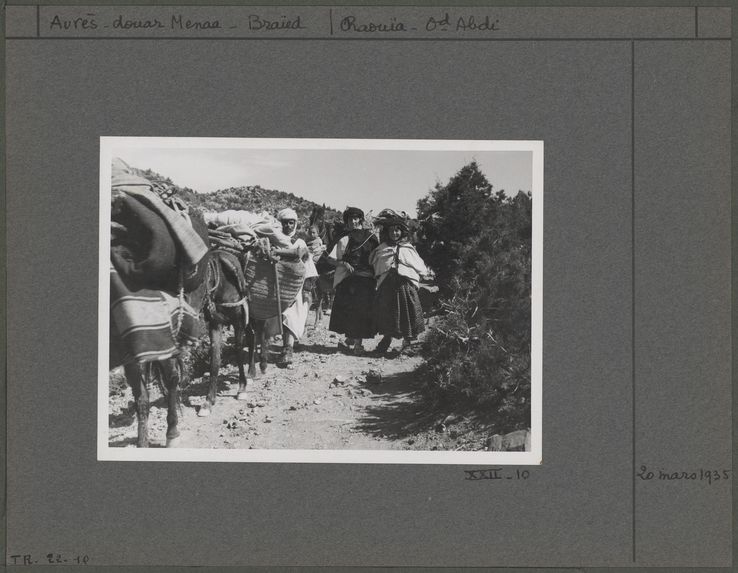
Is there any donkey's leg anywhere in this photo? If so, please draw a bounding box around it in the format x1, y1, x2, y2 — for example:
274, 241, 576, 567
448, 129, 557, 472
125, 362, 149, 448
199, 323, 222, 417
246, 324, 257, 381
234, 310, 250, 401
257, 320, 269, 374
164, 358, 182, 447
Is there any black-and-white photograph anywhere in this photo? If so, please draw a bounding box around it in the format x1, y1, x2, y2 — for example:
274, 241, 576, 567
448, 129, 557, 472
99, 138, 542, 463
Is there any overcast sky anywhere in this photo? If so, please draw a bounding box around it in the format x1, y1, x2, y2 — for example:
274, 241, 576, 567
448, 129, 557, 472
114, 146, 533, 217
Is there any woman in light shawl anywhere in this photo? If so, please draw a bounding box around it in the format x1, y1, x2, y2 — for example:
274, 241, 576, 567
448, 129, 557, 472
369, 216, 428, 355
265, 207, 318, 365
328, 207, 379, 353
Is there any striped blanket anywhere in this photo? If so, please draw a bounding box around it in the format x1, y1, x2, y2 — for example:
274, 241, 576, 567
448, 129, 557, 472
110, 265, 201, 364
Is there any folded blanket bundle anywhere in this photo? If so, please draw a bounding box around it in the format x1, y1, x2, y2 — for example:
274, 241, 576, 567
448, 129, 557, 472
110, 158, 209, 294
110, 158, 208, 364
204, 210, 293, 248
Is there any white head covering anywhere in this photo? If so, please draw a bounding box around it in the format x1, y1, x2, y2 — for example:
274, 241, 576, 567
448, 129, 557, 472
277, 208, 298, 221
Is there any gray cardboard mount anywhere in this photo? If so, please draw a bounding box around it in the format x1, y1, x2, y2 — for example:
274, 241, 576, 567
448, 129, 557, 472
3, 1, 733, 570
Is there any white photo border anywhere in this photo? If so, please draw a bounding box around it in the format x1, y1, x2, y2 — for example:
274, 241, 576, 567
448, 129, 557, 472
98, 137, 543, 464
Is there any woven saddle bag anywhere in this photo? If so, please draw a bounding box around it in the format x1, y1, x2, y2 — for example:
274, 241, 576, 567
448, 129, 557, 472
244, 257, 306, 320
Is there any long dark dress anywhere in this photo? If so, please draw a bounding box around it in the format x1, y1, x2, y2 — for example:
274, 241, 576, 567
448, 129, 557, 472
374, 269, 425, 339
329, 230, 379, 339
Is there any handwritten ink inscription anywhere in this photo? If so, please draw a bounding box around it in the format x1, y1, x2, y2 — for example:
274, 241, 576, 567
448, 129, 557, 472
112, 16, 163, 30
47, 12, 307, 33
45, 10, 503, 36
337, 13, 501, 34
465, 468, 530, 481
637, 465, 730, 485
49, 13, 99, 30
49, 13, 226, 31
248, 15, 305, 31
8, 553, 89, 566
339, 16, 408, 33
170, 15, 222, 30
425, 12, 501, 33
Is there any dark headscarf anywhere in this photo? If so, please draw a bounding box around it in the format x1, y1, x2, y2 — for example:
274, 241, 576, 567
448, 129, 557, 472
342, 206, 364, 224
379, 216, 409, 244
386, 216, 409, 234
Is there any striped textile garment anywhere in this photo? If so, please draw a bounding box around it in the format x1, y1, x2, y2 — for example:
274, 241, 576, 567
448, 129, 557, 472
110, 266, 201, 364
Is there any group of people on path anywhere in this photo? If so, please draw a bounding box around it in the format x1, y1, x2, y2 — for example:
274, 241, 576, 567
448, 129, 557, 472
269, 206, 430, 364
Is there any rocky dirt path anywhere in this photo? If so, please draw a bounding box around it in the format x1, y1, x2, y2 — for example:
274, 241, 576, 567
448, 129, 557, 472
108, 312, 484, 451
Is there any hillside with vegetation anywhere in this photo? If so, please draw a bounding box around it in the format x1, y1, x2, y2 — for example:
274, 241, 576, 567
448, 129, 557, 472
130, 166, 342, 224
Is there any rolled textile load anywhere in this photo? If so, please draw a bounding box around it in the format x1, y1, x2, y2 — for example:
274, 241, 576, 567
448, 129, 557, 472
204, 210, 293, 248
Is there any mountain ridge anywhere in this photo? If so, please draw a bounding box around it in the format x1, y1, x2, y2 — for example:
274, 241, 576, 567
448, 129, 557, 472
130, 165, 343, 224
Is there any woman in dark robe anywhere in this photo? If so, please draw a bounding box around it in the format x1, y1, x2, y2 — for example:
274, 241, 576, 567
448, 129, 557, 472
328, 207, 379, 353
369, 216, 428, 355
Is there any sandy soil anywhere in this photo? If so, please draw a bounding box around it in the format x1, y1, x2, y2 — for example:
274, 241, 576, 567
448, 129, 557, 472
108, 312, 490, 451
